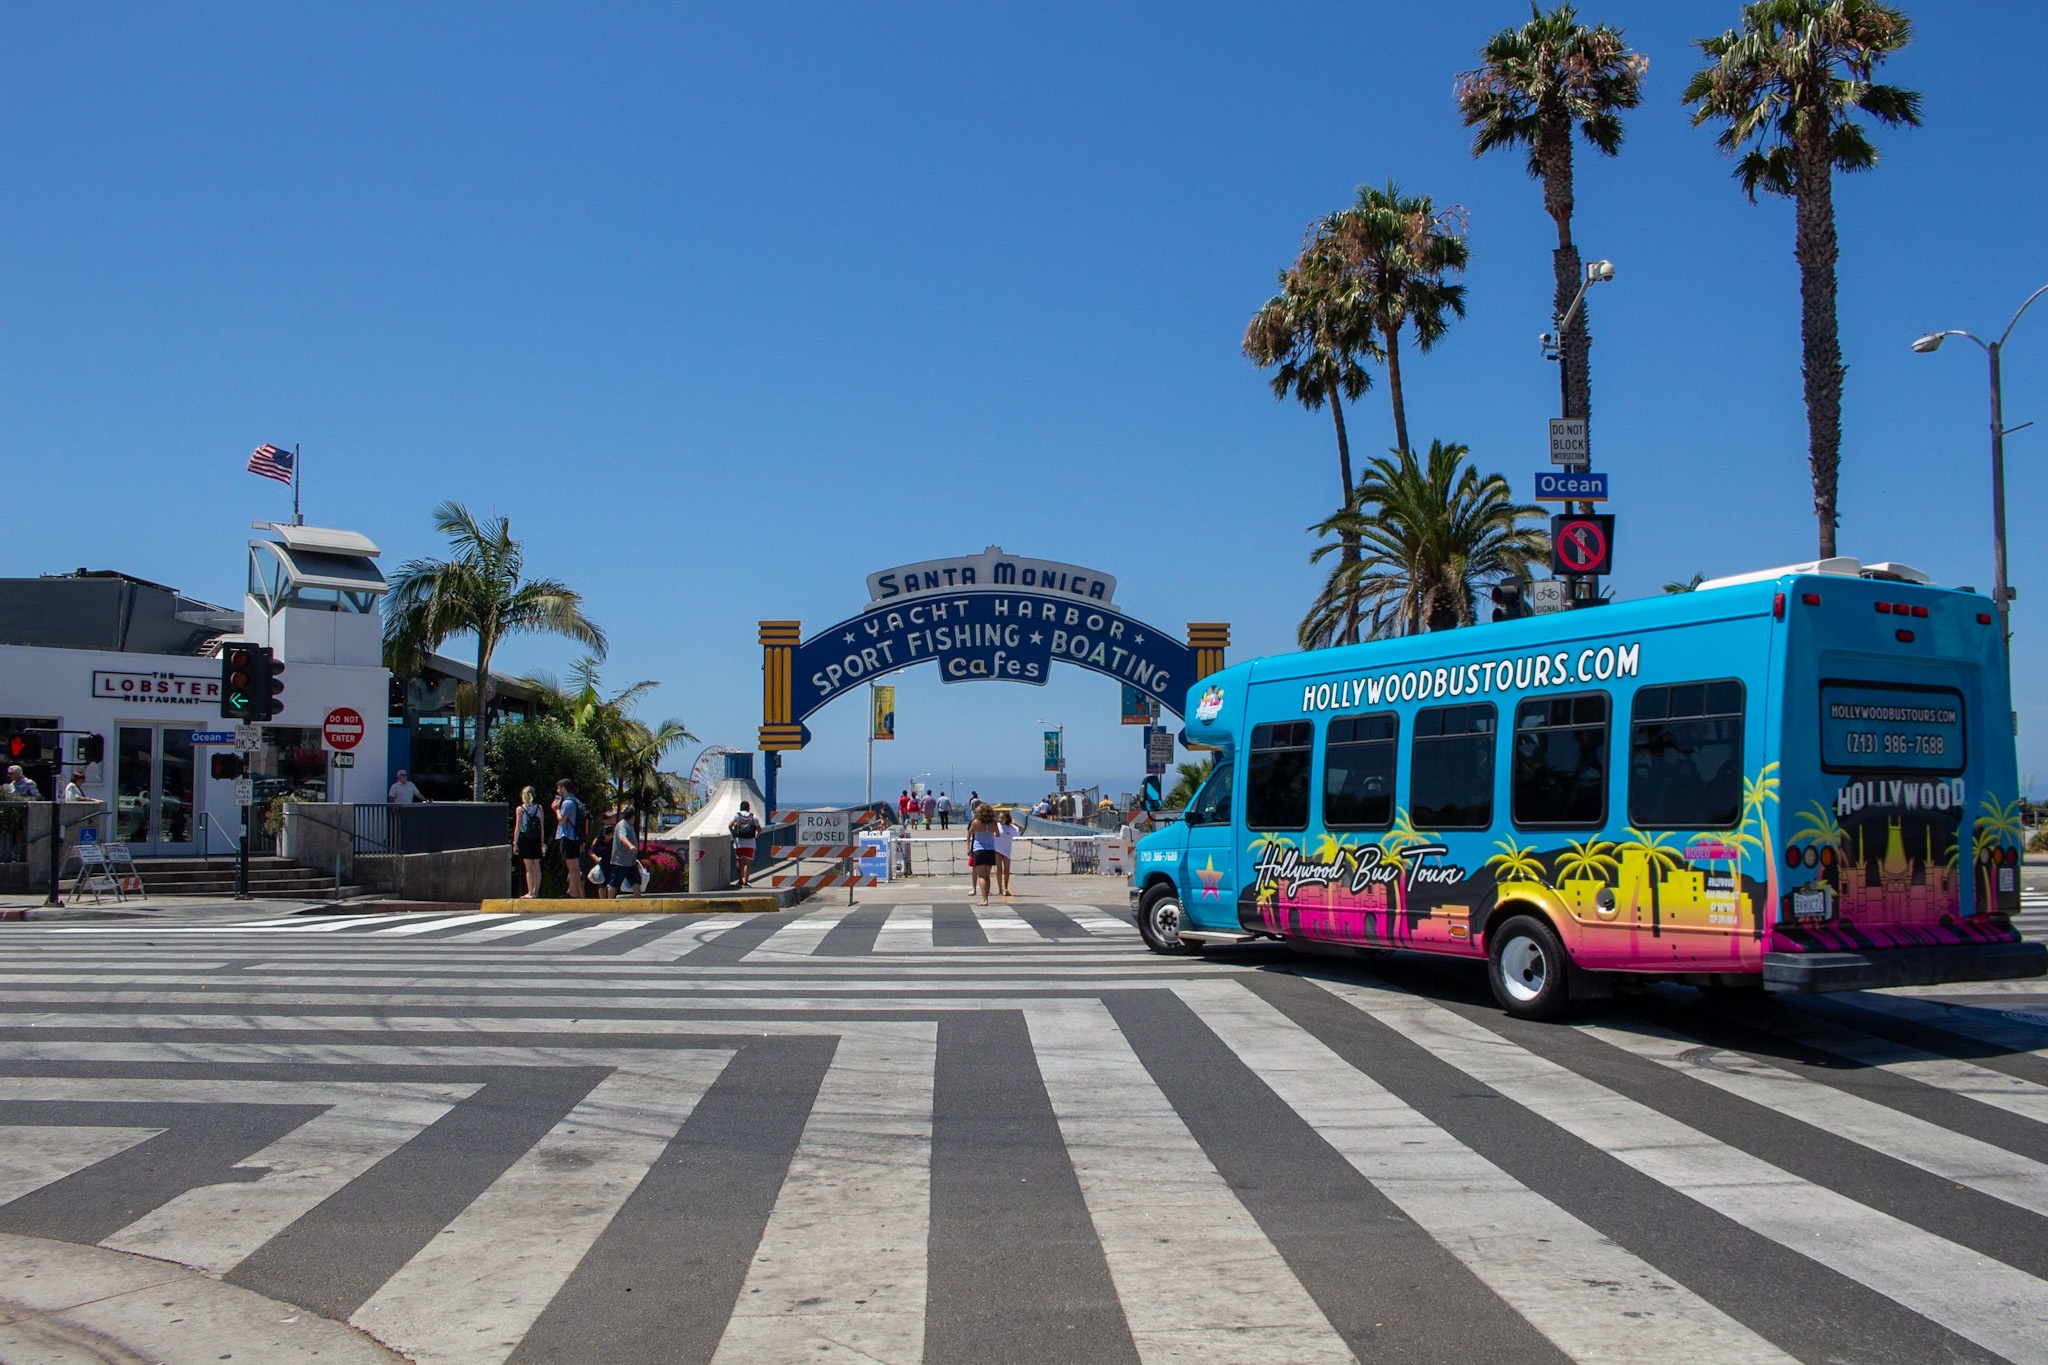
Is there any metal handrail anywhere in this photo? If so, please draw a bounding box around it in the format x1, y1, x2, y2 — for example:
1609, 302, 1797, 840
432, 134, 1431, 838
200, 811, 242, 861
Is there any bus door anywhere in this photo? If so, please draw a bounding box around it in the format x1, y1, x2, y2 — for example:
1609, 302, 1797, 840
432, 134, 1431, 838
1179, 759, 1237, 926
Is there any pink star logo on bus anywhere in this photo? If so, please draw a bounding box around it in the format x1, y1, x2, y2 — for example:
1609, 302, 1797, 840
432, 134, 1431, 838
1196, 857, 1224, 899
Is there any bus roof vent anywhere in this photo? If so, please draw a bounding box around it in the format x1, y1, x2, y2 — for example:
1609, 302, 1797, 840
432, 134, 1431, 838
1697, 558, 1862, 591
1859, 562, 1935, 585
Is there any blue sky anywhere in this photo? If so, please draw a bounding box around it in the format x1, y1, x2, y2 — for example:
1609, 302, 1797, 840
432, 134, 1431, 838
4, 1, 2044, 802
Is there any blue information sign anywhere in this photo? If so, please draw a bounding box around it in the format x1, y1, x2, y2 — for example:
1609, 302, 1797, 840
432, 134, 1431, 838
188, 730, 235, 745
1535, 470, 1607, 502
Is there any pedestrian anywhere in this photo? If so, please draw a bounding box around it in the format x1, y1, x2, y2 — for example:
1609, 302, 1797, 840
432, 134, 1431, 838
729, 800, 761, 887
920, 791, 937, 829
994, 806, 1022, 897
603, 808, 639, 899
387, 769, 426, 805
898, 789, 913, 826
965, 803, 1000, 906
3, 765, 40, 800
552, 779, 585, 899
935, 791, 951, 830
62, 771, 97, 804
514, 786, 545, 899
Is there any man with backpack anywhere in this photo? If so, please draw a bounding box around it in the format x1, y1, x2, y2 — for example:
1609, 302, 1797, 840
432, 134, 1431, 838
553, 779, 587, 899
729, 801, 761, 887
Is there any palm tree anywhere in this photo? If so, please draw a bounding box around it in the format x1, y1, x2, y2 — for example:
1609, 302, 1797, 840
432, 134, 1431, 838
1246, 241, 1379, 642
1163, 757, 1214, 812
1319, 182, 1470, 456
1664, 573, 1705, 593
1683, 1, 1920, 558
1458, 6, 1646, 446
384, 502, 607, 798
526, 656, 694, 824
1302, 441, 1548, 646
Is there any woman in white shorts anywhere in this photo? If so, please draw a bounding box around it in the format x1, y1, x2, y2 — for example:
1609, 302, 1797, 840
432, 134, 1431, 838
993, 808, 1021, 897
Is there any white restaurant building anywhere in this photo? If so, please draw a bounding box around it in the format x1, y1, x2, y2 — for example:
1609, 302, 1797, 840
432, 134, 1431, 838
0, 524, 392, 856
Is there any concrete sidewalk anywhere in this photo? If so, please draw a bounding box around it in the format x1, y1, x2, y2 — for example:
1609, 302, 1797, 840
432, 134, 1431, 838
0, 1232, 403, 1363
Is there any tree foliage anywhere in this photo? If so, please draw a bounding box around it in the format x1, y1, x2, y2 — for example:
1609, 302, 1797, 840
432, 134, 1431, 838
482, 719, 609, 897
1683, 0, 1920, 556
1164, 758, 1214, 813
384, 502, 607, 797
523, 656, 693, 828
1301, 441, 1548, 646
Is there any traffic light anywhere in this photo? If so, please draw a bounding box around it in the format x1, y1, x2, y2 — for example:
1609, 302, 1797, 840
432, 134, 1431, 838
76, 734, 104, 765
259, 652, 286, 719
3, 732, 40, 764
221, 644, 259, 720
210, 753, 246, 780
1490, 581, 1529, 622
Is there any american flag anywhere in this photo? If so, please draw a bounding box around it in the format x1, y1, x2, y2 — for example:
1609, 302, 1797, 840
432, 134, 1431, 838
247, 442, 294, 485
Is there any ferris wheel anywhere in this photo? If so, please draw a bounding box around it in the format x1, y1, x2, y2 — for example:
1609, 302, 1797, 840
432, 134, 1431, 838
686, 745, 738, 812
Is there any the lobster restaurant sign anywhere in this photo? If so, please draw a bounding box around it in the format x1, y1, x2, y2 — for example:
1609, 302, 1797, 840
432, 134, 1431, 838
91, 671, 221, 705
760, 549, 1228, 753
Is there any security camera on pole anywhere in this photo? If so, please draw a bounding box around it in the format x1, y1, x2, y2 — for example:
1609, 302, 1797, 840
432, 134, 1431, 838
1539, 259, 1615, 605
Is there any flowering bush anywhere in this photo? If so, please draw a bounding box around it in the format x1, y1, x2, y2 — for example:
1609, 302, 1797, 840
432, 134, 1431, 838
639, 840, 685, 894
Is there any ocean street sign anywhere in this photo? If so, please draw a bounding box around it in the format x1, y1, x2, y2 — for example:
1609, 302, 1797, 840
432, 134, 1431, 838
1535, 470, 1607, 502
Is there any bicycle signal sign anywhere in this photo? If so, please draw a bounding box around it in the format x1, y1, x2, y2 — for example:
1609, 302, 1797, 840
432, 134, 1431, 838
1550, 514, 1614, 576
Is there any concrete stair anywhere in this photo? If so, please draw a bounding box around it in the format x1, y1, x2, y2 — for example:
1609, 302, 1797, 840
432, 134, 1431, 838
126, 856, 374, 901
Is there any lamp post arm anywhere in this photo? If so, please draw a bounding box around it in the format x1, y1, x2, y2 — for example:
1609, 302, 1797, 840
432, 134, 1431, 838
1998, 283, 2048, 349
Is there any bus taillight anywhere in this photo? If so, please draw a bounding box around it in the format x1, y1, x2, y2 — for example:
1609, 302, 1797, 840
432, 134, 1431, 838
1773, 593, 1786, 619
1801, 592, 1821, 606
1979, 612, 1994, 624
1896, 629, 1915, 643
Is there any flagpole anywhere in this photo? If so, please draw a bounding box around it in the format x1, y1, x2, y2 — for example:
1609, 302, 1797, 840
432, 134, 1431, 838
292, 444, 302, 526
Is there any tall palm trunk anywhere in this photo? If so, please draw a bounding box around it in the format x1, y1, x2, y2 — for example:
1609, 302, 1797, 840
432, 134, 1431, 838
1793, 129, 1845, 559
1329, 384, 1361, 645
1382, 325, 1410, 456
472, 635, 494, 800
1539, 120, 1590, 439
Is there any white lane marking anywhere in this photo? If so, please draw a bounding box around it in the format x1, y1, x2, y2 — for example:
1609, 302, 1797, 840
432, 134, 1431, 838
1876, 978, 2048, 999
612, 914, 760, 961
0, 1126, 162, 1205
711, 1024, 935, 1365
1025, 999, 1354, 1364
1835, 992, 2048, 1056
1315, 978, 2048, 1365
741, 908, 859, 961
369, 914, 520, 937
1178, 983, 1792, 1364
349, 1049, 735, 1365
103, 1083, 479, 1272
49, 913, 430, 935
469, 918, 567, 935
506, 917, 647, 951
972, 905, 1044, 946
1759, 1004, 2048, 1127
1580, 1017, 2048, 1219
1051, 903, 1135, 937
869, 905, 933, 954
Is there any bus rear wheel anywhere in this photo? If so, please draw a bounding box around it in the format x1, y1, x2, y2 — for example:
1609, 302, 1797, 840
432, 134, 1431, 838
1137, 883, 1201, 956
1487, 915, 1571, 1021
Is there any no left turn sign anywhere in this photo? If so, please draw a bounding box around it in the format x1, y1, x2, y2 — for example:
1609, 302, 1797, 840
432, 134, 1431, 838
1550, 514, 1615, 577
323, 706, 366, 751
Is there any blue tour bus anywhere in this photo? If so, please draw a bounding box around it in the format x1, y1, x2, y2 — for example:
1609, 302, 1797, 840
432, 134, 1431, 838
1131, 558, 2045, 1019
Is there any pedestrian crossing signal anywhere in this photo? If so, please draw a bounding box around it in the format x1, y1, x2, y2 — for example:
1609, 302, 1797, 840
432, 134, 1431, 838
210, 753, 246, 780
3, 732, 40, 763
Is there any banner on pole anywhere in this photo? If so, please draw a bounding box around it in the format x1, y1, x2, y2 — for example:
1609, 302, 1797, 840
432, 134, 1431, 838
1043, 730, 1063, 772
1120, 684, 1160, 725
871, 685, 895, 741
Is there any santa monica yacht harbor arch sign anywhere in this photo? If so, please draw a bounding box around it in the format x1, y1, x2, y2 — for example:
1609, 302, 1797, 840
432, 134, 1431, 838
758, 547, 1229, 753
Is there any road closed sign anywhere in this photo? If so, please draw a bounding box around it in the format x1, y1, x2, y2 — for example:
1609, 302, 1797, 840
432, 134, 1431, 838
797, 809, 850, 844
1550, 514, 1614, 577
323, 706, 366, 751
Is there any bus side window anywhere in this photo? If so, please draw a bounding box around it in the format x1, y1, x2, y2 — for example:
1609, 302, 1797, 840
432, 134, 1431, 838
1512, 693, 1610, 828
1186, 762, 1235, 827
1246, 722, 1312, 830
1629, 680, 1744, 828
1411, 703, 1496, 829
1325, 712, 1397, 829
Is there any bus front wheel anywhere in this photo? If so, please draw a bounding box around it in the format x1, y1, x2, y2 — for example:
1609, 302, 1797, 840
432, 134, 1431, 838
1487, 915, 1571, 1020
1137, 883, 1201, 956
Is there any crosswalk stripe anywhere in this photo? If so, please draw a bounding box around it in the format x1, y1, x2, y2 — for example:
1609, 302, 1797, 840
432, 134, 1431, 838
963, 904, 1043, 945
350, 1050, 736, 1365
102, 1083, 480, 1273
1839, 991, 2048, 1056
1025, 999, 1354, 1362
870, 905, 932, 954
743, 907, 860, 960
508, 918, 647, 951
1719, 1001, 2048, 1128
1579, 1017, 2048, 1220
1314, 977, 2048, 1365
1177, 982, 1794, 1364
1051, 903, 1133, 936
467, 918, 568, 935
711, 1025, 935, 1364
370, 913, 520, 936
0, 1127, 163, 1207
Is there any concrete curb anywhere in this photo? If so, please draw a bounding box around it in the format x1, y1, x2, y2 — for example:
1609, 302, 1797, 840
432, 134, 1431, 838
0, 1231, 405, 1363
481, 895, 782, 915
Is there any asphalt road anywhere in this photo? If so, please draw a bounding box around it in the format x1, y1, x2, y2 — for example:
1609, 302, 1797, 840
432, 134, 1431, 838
0, 877, 2043, 1363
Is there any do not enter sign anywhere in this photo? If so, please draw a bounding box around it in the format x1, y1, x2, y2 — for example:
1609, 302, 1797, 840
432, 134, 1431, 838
1550, 514, 1614, 577
323, 706, 366, 751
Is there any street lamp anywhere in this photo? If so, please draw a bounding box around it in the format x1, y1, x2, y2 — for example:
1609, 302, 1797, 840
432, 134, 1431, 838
1911, 282, 2048, 666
